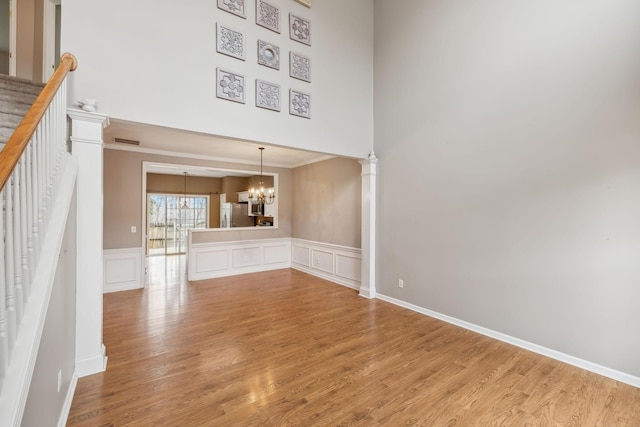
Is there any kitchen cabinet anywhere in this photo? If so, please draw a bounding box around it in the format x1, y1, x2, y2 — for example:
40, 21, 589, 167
237, 191, 249, 202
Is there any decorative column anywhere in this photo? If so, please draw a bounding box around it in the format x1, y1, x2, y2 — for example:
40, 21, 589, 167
68, 108, 110, 377
359, 152, 377, 299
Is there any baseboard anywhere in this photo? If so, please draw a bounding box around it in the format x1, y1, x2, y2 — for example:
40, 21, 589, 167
57, 371, 78, 427
291, 239, 361, 290
291, 264, 360, 291
103, 248, 144, 293
376, 293, 640, 389
76, 345, 108, 378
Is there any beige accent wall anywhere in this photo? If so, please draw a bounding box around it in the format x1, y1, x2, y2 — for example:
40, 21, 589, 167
147, 173, 222, 229
374, 0, 640, 377
103, 149, 292, 249
292, 157, 361, 249
220, 176, 249, 203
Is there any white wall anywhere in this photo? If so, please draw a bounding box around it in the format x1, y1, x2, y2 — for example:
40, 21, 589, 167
22, 194, 77, 426
60, 0, 373, 158
374, 0, 640, 378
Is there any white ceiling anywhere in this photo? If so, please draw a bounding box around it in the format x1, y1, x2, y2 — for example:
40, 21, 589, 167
103, 119, 336, 170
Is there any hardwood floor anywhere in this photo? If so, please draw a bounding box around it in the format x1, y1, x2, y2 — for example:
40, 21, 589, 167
67, 257, 640, 426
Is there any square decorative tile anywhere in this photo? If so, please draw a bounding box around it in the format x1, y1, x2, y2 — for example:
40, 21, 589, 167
257, 0, 280, 33
256, 80, 281, 111
290, 51, 310, 82
289, 13, 310, 45
217, 23, 245, 60
290, 89, 311, 118
258, 40, 280, 70
217, 0, 246, 18
217, 69, 246, 103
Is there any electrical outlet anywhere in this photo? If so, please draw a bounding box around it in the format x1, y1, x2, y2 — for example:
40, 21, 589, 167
131, 226, 137, 233
57, 369, 62, 392
398, 279, 404, 288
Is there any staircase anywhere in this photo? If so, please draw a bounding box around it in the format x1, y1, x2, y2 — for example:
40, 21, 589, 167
0, 75, 45, 148
0, 54, 78, 426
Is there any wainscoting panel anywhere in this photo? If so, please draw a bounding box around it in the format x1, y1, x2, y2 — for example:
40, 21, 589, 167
292, 245, 311, 267
195, 249, 229, 273
336, 253, 361, 282
264, 243, 290, 265
311, 249, 334, 275
103, 248, 144, 293
232, 247, 262, 269
291, 239, 361, 290
188, 238, 291, 281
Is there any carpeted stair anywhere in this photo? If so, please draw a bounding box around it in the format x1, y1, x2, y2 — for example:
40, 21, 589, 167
0, 74, 45, 149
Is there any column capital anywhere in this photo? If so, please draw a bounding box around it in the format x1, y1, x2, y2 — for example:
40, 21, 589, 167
67, 108, 110, 128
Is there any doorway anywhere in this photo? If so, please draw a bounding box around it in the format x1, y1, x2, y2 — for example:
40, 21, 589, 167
147, 193, 209, 256
0, 0, 11, 75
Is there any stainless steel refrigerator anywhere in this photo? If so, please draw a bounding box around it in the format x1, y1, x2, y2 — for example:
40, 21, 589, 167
223, 202, 253, 228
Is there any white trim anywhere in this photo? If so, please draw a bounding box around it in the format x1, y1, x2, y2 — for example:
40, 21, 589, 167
188, 237, 291, 281
9, 0, 16, 76
42, 0, 58, 81
76, 344, 107, 378
106, 142, 334, 170
376, 293, 640, 389
291, 238, 361, 291
359, 154, 377, 299
0, 156, 78, 427
57, 371, 78, 427
103, 248, 145, 293
67, 109, 110, 127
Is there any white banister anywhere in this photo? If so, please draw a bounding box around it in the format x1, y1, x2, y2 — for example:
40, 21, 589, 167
0, 187, 7, 379
0, 67, 73, 396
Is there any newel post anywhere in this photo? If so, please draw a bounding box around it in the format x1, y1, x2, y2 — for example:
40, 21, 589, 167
359, 152, 377, 299
68, 108, 110, 377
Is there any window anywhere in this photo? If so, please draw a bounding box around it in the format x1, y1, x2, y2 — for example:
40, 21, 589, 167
147, 194, 209, 255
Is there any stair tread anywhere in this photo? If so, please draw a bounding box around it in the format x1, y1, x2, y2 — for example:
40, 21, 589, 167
0, 79, 44, 97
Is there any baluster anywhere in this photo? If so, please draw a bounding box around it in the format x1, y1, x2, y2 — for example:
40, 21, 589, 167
12, 166, 24, 325
25, 144, 35, 281
4, 175, 17, 351
31, 131, 40, 259
18, 156, 30, 299
0, 188, 8, 377
42, 112, 51, 235
38, 122, 46, 240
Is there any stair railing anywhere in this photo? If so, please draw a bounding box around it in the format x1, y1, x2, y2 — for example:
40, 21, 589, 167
0, 53, 77, 386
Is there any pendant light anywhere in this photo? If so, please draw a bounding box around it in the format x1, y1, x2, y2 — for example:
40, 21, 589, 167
248, 147, 275, 205
181, 172, 189, 210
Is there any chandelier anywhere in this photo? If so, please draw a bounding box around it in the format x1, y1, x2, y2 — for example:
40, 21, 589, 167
248, 147, 275, 205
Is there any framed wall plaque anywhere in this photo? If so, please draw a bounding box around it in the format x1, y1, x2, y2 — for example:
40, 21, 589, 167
256, 80, 281, 111
289, 13, 311, 46
257, 0, 281, 33
216, 23, 245, 60
290, 51, 310, 82
217, 0, 246, 18
217, 68, 246, 103
290, 89, 310, 118
258, 40, 280, 70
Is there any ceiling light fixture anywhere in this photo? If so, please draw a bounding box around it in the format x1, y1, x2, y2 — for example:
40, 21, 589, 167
249, 147, 275, 205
